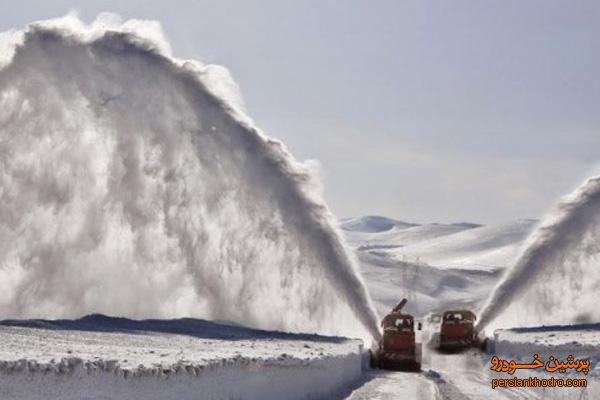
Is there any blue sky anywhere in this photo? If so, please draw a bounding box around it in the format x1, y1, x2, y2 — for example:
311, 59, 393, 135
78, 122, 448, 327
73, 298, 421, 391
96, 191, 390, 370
2, 1, 599, 223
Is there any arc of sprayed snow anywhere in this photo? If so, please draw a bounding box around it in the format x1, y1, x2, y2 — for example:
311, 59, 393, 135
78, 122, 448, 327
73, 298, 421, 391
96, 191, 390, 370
476, 176, 600, 332
1, 16, 382, 341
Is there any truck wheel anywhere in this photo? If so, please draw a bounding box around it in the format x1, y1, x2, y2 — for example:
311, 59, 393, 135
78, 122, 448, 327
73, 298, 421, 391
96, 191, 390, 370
378, 358, 386, 370
369, 350, 377, 369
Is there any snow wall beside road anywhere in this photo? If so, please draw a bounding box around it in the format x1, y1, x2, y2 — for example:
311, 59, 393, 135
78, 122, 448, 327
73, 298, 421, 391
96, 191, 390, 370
0, 352, 364, 400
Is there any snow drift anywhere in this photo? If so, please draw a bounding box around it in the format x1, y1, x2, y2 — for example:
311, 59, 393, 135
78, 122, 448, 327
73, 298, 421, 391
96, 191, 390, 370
0, 13, 379, 340
477, 175, 600, 331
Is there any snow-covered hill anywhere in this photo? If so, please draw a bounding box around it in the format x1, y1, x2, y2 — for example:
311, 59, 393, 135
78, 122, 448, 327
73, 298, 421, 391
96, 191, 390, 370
342, 217, 538, 317
342, 220, 479, 250
390, 219, 537, 271
340, 215, 418, 233
343, 217, 536, 271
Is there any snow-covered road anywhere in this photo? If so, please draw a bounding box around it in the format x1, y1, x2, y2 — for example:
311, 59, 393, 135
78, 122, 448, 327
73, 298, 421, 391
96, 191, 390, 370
344, 347, 501, 400
345, 350, 545, 400
347, 343, 596, 400
346, 370, 437, 399
425, 350, 539, 399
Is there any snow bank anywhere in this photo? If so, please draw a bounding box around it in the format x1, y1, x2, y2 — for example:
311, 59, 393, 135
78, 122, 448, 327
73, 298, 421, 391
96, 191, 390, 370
0, 355, 363, 400
0, 13, 378, 341
492, 325, 600, 361
490, 325, 600, 389
0, 318, 365, 400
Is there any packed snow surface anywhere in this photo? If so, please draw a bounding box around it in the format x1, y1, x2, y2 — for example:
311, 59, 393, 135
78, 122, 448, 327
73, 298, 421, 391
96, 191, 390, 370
0, 315, 365, 400
0, 13, 378, 340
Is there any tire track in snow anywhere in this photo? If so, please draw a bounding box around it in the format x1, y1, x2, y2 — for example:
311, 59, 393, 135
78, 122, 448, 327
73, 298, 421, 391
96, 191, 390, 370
423, 370, 471, 400
345, 370, 438, 400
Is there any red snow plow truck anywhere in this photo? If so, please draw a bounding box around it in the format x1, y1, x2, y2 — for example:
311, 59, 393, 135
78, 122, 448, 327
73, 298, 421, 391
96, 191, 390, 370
439, 309, 478, 349
372, 298, 422, 371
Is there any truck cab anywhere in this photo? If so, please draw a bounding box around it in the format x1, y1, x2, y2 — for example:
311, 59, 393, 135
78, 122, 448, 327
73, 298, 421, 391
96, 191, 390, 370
375, 299, 422, 371
439, 310, 477, 349
382, 312, 415, 352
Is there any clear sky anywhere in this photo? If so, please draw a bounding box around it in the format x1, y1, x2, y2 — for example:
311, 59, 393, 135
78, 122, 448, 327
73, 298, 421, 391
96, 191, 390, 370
2, 1, 599, 223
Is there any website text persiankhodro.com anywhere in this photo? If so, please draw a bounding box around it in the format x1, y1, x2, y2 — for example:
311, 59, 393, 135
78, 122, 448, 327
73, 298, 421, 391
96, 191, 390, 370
491, 376, 587, 389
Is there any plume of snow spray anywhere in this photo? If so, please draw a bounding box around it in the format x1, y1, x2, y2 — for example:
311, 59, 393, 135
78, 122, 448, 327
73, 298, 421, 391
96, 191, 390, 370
0, 14, 380, 341
477, 175, 600, 332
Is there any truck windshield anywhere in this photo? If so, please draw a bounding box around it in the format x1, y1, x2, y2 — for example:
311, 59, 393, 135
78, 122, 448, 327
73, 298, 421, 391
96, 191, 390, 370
394, 318, 412, 330
445, 313, 474, 323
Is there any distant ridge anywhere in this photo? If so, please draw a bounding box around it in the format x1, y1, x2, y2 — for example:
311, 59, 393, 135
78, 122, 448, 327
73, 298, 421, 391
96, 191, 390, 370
0, 314, 345, 342
340, 216, 418, 233
448, 222, 483, 229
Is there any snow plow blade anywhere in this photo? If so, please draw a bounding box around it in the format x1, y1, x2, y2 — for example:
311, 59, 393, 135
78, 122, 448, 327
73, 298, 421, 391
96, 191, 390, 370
374, 350, 421, 372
